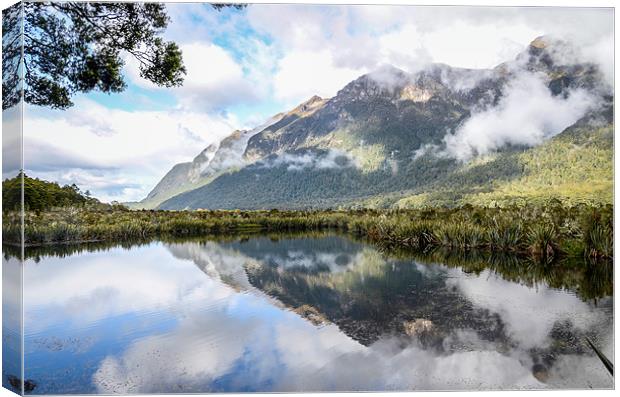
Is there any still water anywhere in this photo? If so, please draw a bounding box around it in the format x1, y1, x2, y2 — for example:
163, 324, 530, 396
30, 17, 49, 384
5, 233, 614, 393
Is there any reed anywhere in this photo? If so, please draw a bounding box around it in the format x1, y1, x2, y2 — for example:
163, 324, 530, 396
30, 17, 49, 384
2, 202, 612, 262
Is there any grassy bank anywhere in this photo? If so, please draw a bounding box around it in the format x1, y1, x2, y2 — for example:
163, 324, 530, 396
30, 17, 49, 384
2, 202, 612, 263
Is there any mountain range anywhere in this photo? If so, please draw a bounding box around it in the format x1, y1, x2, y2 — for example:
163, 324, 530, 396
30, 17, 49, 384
129, 36, 613, 210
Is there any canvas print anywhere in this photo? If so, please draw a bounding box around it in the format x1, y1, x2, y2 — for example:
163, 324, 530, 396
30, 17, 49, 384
1, 1, 614, 394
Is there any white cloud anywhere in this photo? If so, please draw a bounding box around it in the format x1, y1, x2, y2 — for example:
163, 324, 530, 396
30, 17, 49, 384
124, 42, 262, 112
174, 43, 260, 111
246, 5, 332, 52
29, 169, 143, 203
416, 21, 540, 69
442, 73, 598, 161
575, 33, 614, 87
248, 4, 612, 90
2, 105, 22, 179
259, 149, 357, 171
446, 268, 608, 350
273, 50, 366, 103
23, 98, 236, 202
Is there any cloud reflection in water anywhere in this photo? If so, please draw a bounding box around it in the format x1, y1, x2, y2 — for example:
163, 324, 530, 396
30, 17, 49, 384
18, 235, 613, 393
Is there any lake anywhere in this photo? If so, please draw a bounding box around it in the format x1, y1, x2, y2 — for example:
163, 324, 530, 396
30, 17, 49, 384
3, 233, 614, 393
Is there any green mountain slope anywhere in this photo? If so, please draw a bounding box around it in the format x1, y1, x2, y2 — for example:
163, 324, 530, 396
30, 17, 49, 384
157, 113, 613, 210
393, 117, 614, 208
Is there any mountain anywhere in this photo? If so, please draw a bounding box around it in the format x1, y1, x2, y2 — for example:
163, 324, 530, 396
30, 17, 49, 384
131, 115, 284, 209
244, 95, 327, 162
135, 144, 218, 209
151, 36, 612, 210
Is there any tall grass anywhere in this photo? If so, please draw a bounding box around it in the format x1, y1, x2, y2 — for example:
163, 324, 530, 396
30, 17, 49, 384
581, 207, 613, 259
528, 223, 559, 261
2, 203, 613, 263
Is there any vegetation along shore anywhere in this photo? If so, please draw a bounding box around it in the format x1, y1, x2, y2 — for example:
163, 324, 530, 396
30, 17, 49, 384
2, 174, 612, 264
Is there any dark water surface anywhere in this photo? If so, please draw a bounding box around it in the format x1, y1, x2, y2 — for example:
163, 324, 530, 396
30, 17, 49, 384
5, 233, 614, 393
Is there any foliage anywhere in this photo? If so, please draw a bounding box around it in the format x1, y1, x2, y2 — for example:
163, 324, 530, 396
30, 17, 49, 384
3, 203, 612, 266
2, 3, 22, 110
2, 2, 246, 110
2, 2, 186, 109
2, 172, 106, 213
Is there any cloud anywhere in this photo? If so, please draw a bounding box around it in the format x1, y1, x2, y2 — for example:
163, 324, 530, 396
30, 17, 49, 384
259, 149, 357, 171
433, 65, 497, 93
173, 43, 261, 111
581, 33, 614, 87
2, 105, 22, 179
246, 5, 333, 53
23, 140, 115, 173
23, 98, 236, 202
442, 73, 599, 161
30, 169, 144, 203
366, 64, 414, 92
446, 268, 608, 351
247, 4, 613, 101
273, 50, 366, 103
124, 42, 262, 112
528, 35, 614, 89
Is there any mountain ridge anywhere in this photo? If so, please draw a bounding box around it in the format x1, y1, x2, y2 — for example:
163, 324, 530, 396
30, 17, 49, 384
141, 36, 613, 210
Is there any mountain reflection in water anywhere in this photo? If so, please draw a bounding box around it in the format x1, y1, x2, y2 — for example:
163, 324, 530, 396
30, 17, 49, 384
7, 233, 613, 393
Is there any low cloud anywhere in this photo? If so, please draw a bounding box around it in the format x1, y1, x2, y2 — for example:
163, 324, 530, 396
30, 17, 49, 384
435, 65, 497, 93
258, 149, 357, 171
367, 64, 413, 92
529, 35, 614, 89
202, 116, 283, 176
442, 72, 598, 161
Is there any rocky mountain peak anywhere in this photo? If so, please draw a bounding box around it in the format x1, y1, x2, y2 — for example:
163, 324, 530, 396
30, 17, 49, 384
332, 65, 413, 104
223, 129, 250, 145
368, 64, 410, 81
193, 143, 218, 163
519, 35, 575, 70
289, 95, 326, 116
529, 35, 552, 50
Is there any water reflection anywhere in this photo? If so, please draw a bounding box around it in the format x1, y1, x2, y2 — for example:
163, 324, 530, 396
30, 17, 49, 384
13, 234, 614, 393
2, 255, 23, 394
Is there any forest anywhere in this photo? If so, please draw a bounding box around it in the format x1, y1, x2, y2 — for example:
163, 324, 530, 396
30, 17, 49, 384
2, 173, 107, 212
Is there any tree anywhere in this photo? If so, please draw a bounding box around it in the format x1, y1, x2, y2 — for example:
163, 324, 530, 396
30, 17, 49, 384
2, 2, 246, 110
2, 173, 100, 212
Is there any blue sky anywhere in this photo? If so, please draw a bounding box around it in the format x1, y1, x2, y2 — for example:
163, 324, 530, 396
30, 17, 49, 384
88, 4, 288, 123
11, 4, 613, 202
